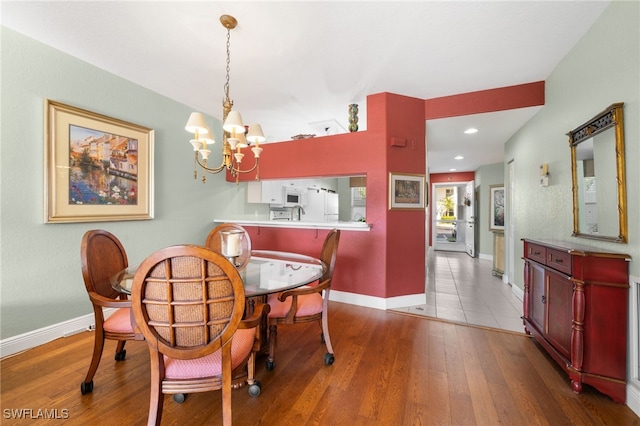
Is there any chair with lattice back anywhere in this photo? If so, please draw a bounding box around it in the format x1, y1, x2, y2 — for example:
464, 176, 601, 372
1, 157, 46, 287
266, 229, 340, 370
80, 229, 142, 395
131, 244, 268, 426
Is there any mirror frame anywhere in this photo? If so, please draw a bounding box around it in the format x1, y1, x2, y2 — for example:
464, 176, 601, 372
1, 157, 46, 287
568, 102, 627, 243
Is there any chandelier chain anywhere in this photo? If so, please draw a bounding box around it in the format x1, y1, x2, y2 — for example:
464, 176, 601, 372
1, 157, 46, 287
186, 15, 263, 184
223, 27, 233, 121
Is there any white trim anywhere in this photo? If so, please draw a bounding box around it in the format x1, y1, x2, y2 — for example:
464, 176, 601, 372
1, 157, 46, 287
478, 253, 492, 262
0, 309, 115, 358
329, 290, 426, 310
511, 282, 524, 301
627, 275, 640, 416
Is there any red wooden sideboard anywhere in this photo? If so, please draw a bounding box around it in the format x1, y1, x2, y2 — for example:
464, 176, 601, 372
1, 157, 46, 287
522, 238, 631, 403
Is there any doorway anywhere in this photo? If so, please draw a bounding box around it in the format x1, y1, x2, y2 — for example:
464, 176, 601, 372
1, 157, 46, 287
432, 181, 474, 254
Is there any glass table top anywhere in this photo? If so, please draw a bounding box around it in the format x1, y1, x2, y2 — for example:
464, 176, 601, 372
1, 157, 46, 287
112, 249, 326, 297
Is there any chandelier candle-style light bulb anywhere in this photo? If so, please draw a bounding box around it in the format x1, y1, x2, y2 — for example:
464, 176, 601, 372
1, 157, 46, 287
184, 14, 265, 184
202, 126, 215, 150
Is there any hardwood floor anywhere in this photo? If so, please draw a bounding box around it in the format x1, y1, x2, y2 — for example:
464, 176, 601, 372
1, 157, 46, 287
2, 302, 639, 425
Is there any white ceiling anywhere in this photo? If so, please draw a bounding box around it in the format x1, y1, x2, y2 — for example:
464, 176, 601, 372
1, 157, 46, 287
2, 1, 610, 173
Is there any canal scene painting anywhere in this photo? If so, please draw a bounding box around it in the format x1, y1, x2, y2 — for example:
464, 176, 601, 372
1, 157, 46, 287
46, 100, 153, 223
69, 125, 138, 206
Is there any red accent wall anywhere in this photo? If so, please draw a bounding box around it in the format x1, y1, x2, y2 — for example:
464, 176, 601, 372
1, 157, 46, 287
424, 81, 545, 120
235, 93, 426, 299
430, 172, 476, 184
230, 82, 544, 301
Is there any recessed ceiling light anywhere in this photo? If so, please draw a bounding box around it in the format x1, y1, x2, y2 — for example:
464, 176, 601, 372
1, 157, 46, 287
454, 155, 464, 160
449, 168, 457, 172
464, 128, 478, 134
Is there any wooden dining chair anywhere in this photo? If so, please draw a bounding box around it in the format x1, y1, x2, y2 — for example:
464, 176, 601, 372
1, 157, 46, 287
205, 223, 252, 269
131, 244, 268, 426
80, 229, 142, 395
266, 229, 340, 370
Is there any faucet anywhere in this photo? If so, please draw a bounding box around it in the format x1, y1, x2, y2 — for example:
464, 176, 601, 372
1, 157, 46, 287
292, 205, 305, 221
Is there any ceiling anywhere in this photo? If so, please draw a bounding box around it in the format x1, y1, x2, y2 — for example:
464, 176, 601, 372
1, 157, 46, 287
2, 1, 610, 173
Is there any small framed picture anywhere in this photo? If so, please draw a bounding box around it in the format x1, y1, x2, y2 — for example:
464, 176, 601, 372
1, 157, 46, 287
389, 172, 425, 210
489, 184, 505, 231
44, 100, 154, 223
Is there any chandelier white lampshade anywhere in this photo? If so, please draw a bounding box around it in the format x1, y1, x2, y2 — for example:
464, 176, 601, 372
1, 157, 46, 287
186, 114, 207, 152
223, 111, 246, 135
224, 110, 245, 149
246, 124, 266, 146
185, 112, 209, 135
186, 14, 264, 184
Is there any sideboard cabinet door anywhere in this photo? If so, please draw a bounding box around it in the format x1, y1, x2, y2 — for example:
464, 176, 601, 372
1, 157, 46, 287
545, 269, 572, 359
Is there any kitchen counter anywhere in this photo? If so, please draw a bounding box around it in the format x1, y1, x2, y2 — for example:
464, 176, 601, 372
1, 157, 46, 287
214, 218, 371, 231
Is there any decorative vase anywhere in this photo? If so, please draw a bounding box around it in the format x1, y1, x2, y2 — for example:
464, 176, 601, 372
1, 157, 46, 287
348, 103, 359, 132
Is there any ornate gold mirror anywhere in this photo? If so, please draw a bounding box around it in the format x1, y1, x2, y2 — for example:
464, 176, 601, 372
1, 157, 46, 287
568, 102, 627, 243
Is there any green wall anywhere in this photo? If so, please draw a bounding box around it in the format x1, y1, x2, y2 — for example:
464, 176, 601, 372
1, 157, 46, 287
0, 27, 249, 338
505, 0, 640, 289
475, 163, 505, 258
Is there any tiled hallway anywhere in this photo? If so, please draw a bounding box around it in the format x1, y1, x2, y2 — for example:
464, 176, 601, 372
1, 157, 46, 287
393, 248, 525, 333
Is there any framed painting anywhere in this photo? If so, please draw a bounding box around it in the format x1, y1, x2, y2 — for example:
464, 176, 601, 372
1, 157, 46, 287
389, 172, 425, 210
45, 100, 154, 223
489, 184, 505, 231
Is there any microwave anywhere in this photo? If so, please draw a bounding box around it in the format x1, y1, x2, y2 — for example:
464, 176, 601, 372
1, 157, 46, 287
283, 187, 303, 207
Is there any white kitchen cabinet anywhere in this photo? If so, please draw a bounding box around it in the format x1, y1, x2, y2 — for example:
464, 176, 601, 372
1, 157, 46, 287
247, 181, 284, 205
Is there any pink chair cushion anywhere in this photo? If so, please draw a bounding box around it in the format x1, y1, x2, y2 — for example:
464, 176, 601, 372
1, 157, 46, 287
163, 327, 256, 380
103, 307, 134, 333
267, 290, 323, 319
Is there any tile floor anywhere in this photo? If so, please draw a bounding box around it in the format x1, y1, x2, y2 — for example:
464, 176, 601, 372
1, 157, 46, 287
392, 248, 525, 333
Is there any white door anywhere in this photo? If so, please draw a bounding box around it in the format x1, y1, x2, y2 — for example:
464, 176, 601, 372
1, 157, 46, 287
464, 180, 475, 257
432, 182, 467, 252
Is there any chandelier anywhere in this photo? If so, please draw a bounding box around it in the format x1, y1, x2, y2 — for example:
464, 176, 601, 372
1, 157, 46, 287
185, 14, 265, 183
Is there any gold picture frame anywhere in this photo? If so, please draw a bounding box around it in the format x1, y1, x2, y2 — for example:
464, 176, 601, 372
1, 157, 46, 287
389, 172, 425, 210
44, 100, 154, 223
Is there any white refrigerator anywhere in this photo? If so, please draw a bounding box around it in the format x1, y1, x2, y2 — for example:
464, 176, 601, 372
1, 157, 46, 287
303, 189, 339, 222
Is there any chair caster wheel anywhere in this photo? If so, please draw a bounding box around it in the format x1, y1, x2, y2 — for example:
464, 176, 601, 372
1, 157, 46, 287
80, 381, 94, 395
266, 359, 275, 371
324, 353, 335, 366
115, 350, 126, 361
173, 394, 186, 404
248, 381, 261, 397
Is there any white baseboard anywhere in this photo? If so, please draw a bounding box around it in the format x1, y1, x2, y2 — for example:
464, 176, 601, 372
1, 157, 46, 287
478, 253, 492, 262
0, 309, 116, 359
627, 382, 640, 417
0, 314, 94, 358
329, 290, 426, 310
511, 282, 524, 301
